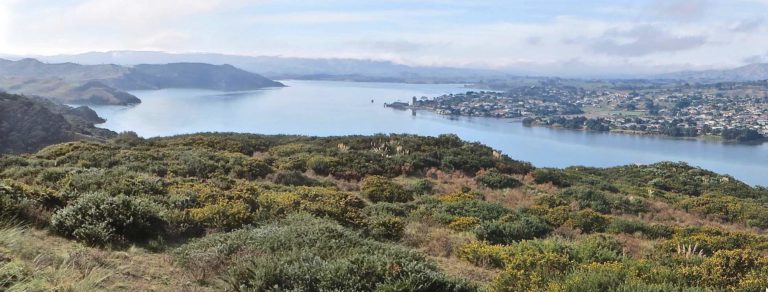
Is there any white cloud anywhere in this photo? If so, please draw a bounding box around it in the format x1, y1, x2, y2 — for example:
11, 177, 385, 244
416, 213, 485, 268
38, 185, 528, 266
249, 10, 456, 24
0, 0, 18, 53
590, 25, 707, 56
0, 0, 766, 75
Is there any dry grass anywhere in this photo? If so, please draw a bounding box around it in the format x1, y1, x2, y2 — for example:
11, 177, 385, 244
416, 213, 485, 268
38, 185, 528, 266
403, 222, 473, 258
482, 187, 537, 209
0, 224, 217, 291
614, 233, 656, 259
633, 200, 757, 233
430, 256, 498, 288
425, 168, 477, 194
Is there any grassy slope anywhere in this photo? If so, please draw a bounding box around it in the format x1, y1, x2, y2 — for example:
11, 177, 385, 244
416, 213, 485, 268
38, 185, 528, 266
0, 133, 766, 290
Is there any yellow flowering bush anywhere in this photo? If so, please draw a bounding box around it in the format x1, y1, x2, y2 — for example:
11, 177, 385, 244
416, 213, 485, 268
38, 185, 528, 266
188, 200, 252, 230
447, 216, 481, 231
437, 191, 483, 203
457, 241, 509, 268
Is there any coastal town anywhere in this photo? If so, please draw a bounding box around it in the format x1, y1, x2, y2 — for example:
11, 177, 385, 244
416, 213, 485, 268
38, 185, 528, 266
395, 79, 768, 142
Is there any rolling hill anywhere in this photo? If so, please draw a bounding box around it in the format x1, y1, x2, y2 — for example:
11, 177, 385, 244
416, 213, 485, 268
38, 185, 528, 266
25, 50, 508, 83
0, 58, 284, 105
0, 92, 115, 153
658, 63, 768, 82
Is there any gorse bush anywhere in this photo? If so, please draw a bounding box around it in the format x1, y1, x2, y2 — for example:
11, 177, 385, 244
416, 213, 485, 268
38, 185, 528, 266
361, 175, 413, 203
257, 186, 367, 226
430, 199, 510, 224
51, 192, 166, 245
410, 179, 434, 195
363, 215, 406, 241
269, 170, 322, 186
0, 181, 39, 219
606, 219, 674, 239
538, 186, 647, 215
571, 234, 624, 263
698, 249, 768, 289
662, 227, 760, 256
475, 170, 522, 189
564, 209, 609, 233
475, 214, 552, 244
533, 168, 571, 187
678, 195, 768, 228
550, 262, 628, 292
305, 155, 337, 176
175, 214, 474, 291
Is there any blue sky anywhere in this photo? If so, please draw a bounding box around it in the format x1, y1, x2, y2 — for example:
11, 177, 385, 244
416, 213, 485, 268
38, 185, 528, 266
1, 0, 767, 75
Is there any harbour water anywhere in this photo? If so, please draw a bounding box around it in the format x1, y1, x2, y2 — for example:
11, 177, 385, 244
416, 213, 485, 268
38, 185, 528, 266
89, 80, 768, 186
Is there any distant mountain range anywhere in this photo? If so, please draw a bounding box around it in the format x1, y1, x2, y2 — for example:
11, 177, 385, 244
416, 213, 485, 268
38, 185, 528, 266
14, 51, 509, 83
0, 92, 116, 153
656, 63, 768, 82
5, 50, 768, 85
0, 58, 284, 105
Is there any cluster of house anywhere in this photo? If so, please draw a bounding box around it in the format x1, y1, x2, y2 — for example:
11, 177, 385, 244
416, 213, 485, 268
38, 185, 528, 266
413, 91, 582, 118
391, 81, 768, 137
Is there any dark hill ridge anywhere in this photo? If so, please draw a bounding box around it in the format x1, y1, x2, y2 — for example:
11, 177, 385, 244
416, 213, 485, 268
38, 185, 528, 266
0, 92, 115, 153
127, 63, 285, 91
0, 59, 284, 105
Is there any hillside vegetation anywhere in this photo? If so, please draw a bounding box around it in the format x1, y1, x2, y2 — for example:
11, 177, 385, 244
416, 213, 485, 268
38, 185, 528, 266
0, 133, 766, 290
0, 92, 115, 153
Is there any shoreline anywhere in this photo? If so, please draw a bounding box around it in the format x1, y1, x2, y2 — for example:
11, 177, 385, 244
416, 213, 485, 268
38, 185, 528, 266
408, 107, 767, 145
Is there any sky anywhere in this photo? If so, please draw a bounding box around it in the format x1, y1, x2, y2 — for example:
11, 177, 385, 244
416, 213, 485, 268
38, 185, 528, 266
1, 0, 767, 76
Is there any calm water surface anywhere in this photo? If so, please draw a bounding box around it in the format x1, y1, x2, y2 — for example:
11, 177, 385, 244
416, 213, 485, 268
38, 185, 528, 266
90, 80, 768, 186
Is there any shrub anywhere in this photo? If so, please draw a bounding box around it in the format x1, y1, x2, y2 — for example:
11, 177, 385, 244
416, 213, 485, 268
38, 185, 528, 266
361, 176, 413, 203
558, 187, 612, 213
410, 179, 434, 195
269, 170, 321, 186
230, 157, 272, 180
475, 170, 522, 189
364, 215, 406, 241
490, 268, 547, 292
606, 219, 673, 239
565, 210, 609, 233
432, 199, 510, 224
110, 131, 144, 147
549, 262, 627, 292
363, 202, 412, 218
699, 249, 768, 289
492, 251, 572, 291
257, 187, 367, 226
448, 216, 481, 231
436, 191, 484, 203
0, 181, 36, 218
678, 195, 768, 228
50, 192, 166, 245
187, 200, 252, 230
63, 168, 167, 197
662, 227, 759, 255
542, 206, 572, 227
175, 214, 474, 291
273, 154, 310, 172
533, 169, 571, 187
572, 234, 623, 263
268, 143, 316, 157
457, 241, 508, 268
306, 155, 337, 176
475, 215, 552, 244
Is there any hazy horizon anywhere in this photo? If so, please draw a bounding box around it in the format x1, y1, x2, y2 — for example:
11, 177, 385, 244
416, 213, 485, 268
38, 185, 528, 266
2, 0, 768, 77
